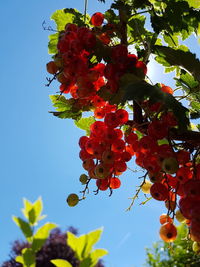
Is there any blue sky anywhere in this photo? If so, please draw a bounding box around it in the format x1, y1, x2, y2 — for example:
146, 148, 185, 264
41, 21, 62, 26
0, 1, 199, 267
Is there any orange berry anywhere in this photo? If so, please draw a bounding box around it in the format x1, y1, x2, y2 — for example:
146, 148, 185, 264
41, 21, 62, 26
159, 222, 177, 242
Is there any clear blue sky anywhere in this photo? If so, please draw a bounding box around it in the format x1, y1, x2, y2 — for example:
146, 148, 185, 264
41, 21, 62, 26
0, 1, 199, 267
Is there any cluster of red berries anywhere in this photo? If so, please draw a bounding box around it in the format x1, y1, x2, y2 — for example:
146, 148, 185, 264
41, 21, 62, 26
79, 109, 134, 191
46, 12, 147, 112
47, 11, 200, 245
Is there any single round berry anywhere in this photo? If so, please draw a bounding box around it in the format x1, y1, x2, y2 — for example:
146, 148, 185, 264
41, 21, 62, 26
66, 194, 79, 207
91, 12, 104, 27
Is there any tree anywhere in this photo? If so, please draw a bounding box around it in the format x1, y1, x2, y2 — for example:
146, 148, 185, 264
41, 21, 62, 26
46, 0, 200, 245
145, 223, 200, 267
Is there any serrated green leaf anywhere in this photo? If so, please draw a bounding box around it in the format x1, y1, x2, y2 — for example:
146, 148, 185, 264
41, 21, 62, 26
74, 117, 96, 135
163, 33, 179, 47
154, 45, 200, 82
190, 101, 200, 110
49, 95, 71, 111
51, 9, 77, 31
51, 8, 90, 32
21, 248, 36, 267
104, 9, 119, 24
49, 95, 82, 120
51, 259, 72, 267
48, 33, 59, 55
32, 222, 57, 252
164, 66, 176, 73
49, 110, 82, 120
128, 15, 148, 43
12, 216, 33, 242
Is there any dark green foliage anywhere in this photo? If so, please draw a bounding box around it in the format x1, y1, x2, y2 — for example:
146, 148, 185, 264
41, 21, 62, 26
123, 79, 189, 132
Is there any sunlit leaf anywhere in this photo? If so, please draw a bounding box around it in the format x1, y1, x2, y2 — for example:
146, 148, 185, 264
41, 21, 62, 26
51, 259, 72, 267
32, 222, 57, 252
74, 117, 96, 135
12, 216, 33, 242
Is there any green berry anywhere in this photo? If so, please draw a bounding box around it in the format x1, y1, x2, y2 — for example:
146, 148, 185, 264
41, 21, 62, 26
79, 174, 88, 184
66, 193, 79, 207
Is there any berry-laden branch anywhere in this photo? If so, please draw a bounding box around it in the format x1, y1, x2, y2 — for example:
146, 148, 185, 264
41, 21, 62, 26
46, 3, 200, 247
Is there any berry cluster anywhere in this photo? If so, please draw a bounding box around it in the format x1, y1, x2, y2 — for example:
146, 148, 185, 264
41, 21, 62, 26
79, 109, 132, 192
47, 11, 200, 246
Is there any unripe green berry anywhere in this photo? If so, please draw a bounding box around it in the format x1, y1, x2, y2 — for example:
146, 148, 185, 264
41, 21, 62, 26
79, 174, 88, 184
66, 193, 79, 207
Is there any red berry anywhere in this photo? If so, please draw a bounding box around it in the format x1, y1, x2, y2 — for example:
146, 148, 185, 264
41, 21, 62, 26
91, 12, 104, 27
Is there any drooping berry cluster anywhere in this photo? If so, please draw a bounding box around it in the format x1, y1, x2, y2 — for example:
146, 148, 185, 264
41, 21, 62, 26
47, 11, 200, 246
79, 109, 132, 192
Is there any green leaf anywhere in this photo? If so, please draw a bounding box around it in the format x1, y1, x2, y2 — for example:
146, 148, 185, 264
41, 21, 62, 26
49, 95, 82, 120
48, 33, 59, 55
74, 117, 96, 135
51, 9, 78, 31
51, 259, 72, 267
67, 229, 103, 261
81, 229, 103, 258
21, 248, 36, 267
22, 198, 32, 219
90, 248, 108, 264
22, 197, 45, 226
104, 9, 119, 24
15, 255, 23, 264
154, 45, 200, 82
51, 8, 90, 31
67, 231, 79, 256
123, 80, 189, 132
49, 95, 72, 111
49, 110, 82, 120
12, 216, 33, 242
191, 101, 200, 111
128, 14, 147, 43
32, 222, 57, 252
186, 0, 200, 8
79, 248, 108, 267
32, 197, 45, 222
163, 33, 179, 47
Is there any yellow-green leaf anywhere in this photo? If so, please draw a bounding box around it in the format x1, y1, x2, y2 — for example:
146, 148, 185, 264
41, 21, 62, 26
51, 259, 72, 267
32, 222, 57, 252
12, 216, 33, 242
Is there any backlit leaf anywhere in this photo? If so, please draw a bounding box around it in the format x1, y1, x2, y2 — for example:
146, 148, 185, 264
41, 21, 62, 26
74, 117, 96, 135
32, 222, 57, 252
51, 259, 72, 267
12, 216, 33, 242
